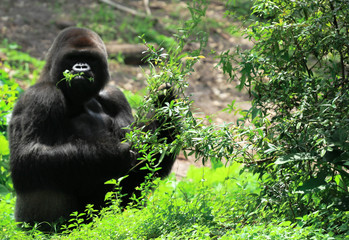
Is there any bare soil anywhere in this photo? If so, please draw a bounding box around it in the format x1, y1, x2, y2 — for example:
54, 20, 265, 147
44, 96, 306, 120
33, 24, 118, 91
0, 0, 252, 178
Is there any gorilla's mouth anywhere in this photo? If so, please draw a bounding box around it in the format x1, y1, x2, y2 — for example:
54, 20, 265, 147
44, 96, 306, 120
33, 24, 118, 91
58, 63, 95, 88
70, 62, 94, 82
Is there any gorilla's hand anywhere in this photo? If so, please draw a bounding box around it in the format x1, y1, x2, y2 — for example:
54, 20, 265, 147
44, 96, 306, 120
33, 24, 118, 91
70, 99, 113, 140
155, 83, 177, 108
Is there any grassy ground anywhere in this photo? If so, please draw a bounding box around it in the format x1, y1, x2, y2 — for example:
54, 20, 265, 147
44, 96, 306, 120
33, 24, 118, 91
0, 163, 334, 239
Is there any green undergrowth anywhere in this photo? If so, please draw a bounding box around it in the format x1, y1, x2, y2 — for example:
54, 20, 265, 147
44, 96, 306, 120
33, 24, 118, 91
0, 163, 335, 239
0, 40, 44, 87
58, 163, 261, 239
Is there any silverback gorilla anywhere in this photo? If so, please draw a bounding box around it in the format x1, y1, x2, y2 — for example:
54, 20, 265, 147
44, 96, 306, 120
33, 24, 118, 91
8, 27, 178, 225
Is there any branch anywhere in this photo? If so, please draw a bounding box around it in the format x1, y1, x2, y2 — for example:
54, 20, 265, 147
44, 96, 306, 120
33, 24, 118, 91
99, 0, 148, 18
329, 0, 346, 85
144, 0, 151, 16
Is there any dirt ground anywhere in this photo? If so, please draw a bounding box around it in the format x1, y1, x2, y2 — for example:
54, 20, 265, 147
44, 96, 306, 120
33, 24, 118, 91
0, 0, 252, 178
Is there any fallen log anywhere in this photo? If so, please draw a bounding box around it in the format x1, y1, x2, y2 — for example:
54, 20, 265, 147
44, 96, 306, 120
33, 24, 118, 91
105, 42, 154, 65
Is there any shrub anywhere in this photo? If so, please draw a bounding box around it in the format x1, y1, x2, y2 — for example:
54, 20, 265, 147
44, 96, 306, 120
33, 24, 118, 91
219, 0, 349, 234
0, 69, 18, 195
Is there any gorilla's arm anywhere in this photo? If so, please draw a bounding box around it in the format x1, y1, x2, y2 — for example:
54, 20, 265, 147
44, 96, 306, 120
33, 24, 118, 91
141, 85, 179, 176
95, 85, 179, 206
9, 83, 133, 193
97, 87, 135, 128
97, 85, 178, 141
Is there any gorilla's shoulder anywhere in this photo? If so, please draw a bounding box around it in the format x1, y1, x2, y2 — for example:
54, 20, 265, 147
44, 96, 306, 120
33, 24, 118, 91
24, 82, 64, 101
16, 82, 66, 117
99, 86, 130, 109
92, 86, 133, 119
100, 86, 125, 98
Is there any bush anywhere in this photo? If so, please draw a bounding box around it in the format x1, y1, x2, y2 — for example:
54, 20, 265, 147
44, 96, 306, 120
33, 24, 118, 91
0, 69, 18, 196
219, 0, 349, 234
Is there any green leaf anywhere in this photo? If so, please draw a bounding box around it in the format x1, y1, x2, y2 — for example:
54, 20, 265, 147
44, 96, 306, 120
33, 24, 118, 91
251, 107, 261, 120
296, 177, 327, 193
0, 184, 10, 195
275, 153, 314, 165
0, 134, 9, 156
279, 221, 292, 227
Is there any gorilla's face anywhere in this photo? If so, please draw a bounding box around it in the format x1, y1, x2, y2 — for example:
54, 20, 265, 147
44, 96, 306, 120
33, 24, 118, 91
46, 28, 110, 104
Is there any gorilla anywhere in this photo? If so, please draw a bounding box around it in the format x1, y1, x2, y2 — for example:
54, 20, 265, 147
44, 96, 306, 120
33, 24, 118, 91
8, 27, 179, 225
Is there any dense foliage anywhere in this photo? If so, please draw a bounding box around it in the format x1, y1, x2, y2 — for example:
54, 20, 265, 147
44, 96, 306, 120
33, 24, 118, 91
0, 72, 17, 195
219, 0, 349, 233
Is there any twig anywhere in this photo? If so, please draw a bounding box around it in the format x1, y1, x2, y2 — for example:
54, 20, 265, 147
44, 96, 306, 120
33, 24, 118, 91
144, 0, 151, 16
99, 0, 148, 18
329, 0, 346, 86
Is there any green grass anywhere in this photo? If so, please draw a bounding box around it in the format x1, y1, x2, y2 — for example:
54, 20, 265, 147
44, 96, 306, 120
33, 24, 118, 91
73, 4, 176, 50
122, 89, 145, 110
0, 163, 335, 239
0, 40, 44, 88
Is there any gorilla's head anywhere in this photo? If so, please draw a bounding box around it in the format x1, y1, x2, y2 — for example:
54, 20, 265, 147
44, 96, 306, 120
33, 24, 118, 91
40, 27, 110, 104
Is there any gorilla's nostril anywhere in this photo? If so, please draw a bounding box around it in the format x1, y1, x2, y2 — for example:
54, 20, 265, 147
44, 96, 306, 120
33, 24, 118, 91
72, 63, 91, 72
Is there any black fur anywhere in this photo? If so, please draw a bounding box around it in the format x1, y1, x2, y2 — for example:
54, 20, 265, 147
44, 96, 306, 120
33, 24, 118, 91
9, 27, 178, 224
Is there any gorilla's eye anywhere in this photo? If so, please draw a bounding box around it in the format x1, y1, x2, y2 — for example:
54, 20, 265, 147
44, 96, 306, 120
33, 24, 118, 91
72, 63, 91, 72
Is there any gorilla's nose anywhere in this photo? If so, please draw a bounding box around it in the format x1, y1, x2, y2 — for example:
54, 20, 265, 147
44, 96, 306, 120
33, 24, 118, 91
72, 63, 91, 72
